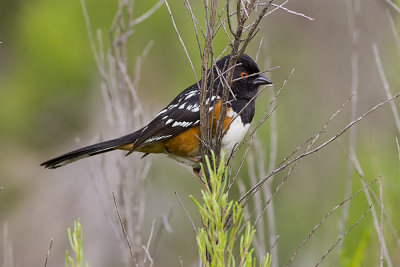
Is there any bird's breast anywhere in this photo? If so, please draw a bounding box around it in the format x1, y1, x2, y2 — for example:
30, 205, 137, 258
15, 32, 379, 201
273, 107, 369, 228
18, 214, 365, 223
220, 109, 251, 155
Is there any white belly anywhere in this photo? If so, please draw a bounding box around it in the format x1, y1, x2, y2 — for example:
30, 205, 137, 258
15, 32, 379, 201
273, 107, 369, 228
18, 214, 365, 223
166, 111, 250, 168
221, 114, 250, 155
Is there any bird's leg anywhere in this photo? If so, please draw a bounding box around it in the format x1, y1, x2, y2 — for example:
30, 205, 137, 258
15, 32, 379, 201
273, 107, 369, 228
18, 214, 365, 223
186, 156, 209, 190
193, 167, 208, 191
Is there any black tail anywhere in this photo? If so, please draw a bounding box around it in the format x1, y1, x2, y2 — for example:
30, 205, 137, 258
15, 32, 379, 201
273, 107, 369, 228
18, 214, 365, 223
41, 130, 141, 169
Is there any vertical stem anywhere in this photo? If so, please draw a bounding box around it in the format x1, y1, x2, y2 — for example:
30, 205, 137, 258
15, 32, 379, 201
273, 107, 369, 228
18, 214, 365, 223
337, 0, 359, 262
200, 0, 219, 183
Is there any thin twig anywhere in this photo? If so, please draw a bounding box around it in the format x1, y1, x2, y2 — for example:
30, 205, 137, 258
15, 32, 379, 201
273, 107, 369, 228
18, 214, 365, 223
255, 38, 264, 62
279, 91, 356, 167
286, 179, 378, 266
338, 0, 359, 259
270, 2, 314, 21
229, 106, 276, 190
238, 92, 400, 206
385, 0, 400, 14
164, 0, 199, 83
373, 43, 400, 134
112, 192, 139, 267
265, 74, 279, 267
247, 92, 355, 233
44, 238, 53, 267
184, 0, 204, 59
348, 152, 393, 266
142, 220, 156, 267
379, 178, 384, 267
339, 138, 400, 248
315, 204, 372, 267
150, 212, 173, 257
226, 68, 293, 193
175, 192, 198, 235
387, 9, 400, 56
396, 138, 400, 176
132, 0, 164, 25
246, 151, 265, 260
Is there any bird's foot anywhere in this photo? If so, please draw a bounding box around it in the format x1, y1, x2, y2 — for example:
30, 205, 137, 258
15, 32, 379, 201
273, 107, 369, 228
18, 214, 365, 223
193, 167, 209, 191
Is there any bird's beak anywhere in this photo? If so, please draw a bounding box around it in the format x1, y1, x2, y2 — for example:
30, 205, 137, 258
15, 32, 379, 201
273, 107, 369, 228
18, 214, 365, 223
252, 74, 272, 86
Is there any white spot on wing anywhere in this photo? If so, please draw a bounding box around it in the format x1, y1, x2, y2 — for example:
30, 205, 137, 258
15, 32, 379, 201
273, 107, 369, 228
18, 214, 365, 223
155, 109, 167, 117
168, 104, 179, 109
179, 103, 186, 109
205, 95, 219, 105
172, 121, 193, 127
166, 119, 174, 124
187, 103, 199, 112
185, 90, 198, 100
145, 134, 172, 144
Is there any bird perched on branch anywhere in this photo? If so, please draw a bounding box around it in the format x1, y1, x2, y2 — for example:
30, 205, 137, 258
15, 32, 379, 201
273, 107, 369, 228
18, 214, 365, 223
41, 54, 272, 174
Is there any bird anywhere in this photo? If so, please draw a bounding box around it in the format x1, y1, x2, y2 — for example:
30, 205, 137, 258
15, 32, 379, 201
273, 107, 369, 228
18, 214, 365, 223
41, 54, 272, 175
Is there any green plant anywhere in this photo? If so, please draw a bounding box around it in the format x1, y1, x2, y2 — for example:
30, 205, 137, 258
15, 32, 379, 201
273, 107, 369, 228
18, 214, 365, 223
65, 219, 90, 267
190, 151, 271, 267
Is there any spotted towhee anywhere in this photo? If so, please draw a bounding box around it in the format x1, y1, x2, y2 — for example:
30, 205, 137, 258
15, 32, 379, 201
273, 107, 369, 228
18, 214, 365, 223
41, 54, 272, 171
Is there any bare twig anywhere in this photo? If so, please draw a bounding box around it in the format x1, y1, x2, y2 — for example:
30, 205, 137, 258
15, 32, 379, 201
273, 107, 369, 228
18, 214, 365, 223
81, 0, 103, 76
228, 92, 398, 237
373, 43, 400, 134
44, 238, 53, 267
229, 106, 276, 190
82, 1, 157, 264
270, 2, 314, 21
348, 152, 393, 267
241, 91, 354, 235
338, 0, 359, 259
315, 204, 372, 267
379, 179, 384, 267
265, 79, 279, 267
255, 38, 264, 62
397, 137, 400, 175
132, 0, 164, 25
133, 41, 154, 92
142, 220, 156, 267
112, 192, 139, 267
150, 212, 173, 257
246, 151, 266, 260
184, 0, 204, 59
340, 141, 400, 250
238, 92, 400, 206
387, 9, 400, 56
142, 245, 154, 267
385, 0, 400, 14
175, 192, 198, 235
243, 92, 355, 219
286, 178, 378, 266
199, 0, 219, 174
164, 0, 199, 83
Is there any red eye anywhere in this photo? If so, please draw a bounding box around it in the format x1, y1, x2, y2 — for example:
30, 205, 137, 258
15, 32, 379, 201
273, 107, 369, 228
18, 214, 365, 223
240, 72, 248, 77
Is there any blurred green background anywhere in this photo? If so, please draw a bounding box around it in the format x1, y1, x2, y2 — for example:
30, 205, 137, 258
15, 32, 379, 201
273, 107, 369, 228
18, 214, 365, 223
1, 0, 400, 266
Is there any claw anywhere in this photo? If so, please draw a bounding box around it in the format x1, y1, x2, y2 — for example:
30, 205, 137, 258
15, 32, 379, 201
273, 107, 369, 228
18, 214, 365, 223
193, 168, 208, 190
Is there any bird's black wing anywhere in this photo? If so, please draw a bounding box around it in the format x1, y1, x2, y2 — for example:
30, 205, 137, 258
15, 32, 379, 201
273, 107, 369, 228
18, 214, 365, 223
133, 85, 199, 149
132, 83, 221, 150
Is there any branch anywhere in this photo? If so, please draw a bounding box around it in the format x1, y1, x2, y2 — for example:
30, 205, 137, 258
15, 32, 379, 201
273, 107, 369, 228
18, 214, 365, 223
315, 204, 372, 267
238, 92, 400, 205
